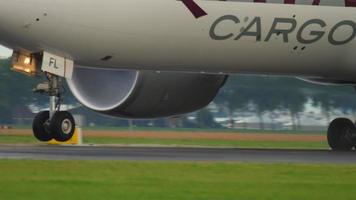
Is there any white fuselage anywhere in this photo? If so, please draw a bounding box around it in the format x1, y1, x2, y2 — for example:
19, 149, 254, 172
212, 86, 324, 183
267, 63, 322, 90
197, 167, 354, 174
0, 0, 355, 81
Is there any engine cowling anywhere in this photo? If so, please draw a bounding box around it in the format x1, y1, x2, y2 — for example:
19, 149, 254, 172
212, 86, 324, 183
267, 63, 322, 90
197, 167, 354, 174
67, 66, 227, 118
297, 77, 356, 85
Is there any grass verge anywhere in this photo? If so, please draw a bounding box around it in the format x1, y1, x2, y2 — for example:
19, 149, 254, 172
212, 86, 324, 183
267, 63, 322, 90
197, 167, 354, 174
84, 137, 329, 149
0, 160, 355, 200
0, 134, 328, 149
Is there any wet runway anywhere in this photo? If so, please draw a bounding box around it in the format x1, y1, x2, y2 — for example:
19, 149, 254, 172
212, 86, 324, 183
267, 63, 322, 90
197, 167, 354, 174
0, 145, 356, 163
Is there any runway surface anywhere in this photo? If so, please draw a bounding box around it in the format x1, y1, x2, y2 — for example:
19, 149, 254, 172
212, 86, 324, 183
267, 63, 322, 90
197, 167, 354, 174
0, 145, 356, 163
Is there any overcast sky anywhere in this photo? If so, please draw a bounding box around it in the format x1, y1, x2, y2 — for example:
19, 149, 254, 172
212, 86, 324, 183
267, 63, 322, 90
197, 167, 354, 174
0, 45, 13, 58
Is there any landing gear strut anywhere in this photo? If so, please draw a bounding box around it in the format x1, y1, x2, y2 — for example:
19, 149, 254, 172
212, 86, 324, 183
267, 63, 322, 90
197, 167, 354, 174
327, 118, 356, 151
32, 73, 75, 142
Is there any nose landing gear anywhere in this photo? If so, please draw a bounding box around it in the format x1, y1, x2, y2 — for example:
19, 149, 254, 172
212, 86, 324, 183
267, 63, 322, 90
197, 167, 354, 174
32, 73, 75, 142
327, 118, 356, 151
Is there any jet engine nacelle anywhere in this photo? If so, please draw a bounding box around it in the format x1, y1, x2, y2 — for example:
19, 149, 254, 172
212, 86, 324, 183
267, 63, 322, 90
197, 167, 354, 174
297, 77, 356, 85
67, 66, 227, 118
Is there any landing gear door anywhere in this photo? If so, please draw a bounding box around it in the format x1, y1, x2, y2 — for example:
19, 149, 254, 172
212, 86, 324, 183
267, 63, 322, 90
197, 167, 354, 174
41, 52, 74, 79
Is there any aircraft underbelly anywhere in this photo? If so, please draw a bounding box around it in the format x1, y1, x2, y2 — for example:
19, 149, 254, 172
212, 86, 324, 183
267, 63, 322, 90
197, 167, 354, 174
0, 0, 355, 80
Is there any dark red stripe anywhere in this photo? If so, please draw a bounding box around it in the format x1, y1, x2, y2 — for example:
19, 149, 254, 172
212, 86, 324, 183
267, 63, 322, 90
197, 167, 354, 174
312, 0, 320, 5
181, 0, 207, 19
254, 0, 266, 3
345, 0, 356, 7
252, 0, 356, 7
284, 0, 295, 4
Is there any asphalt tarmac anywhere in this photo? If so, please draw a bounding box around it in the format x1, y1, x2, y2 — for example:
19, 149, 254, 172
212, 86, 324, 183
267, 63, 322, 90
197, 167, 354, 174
0, 145, 356, 163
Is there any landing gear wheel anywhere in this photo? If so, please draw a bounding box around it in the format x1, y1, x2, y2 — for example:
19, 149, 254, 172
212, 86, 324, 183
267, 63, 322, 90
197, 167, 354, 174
32, 73, 76, 142
32, 111, 53, 142
50, 111, 75, 142
327, 118, 355, 151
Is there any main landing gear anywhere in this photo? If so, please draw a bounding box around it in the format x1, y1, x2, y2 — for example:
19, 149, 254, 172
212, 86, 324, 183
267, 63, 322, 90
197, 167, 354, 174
32, 73, 75, 142
327, 118, 356, 151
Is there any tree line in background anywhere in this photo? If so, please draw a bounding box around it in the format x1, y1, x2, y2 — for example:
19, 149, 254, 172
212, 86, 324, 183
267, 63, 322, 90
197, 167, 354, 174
1, 58, 356, 129
216, 76, 356, 129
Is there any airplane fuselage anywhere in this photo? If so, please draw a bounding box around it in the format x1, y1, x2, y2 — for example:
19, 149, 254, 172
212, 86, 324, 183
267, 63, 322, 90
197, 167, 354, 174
0, 0, 356, 81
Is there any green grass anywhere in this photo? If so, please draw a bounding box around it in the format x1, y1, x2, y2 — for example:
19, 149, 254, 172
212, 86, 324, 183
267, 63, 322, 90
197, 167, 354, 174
0, 134, 329, 149
84, 137, 329, 149
0, 135, 38, 144
0, 160, 355, 200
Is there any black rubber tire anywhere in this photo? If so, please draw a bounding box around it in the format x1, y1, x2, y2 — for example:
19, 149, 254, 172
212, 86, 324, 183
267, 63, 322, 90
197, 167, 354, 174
50, 111, 75, 142
327, 118, 355, 151
32, 111, 53, 142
